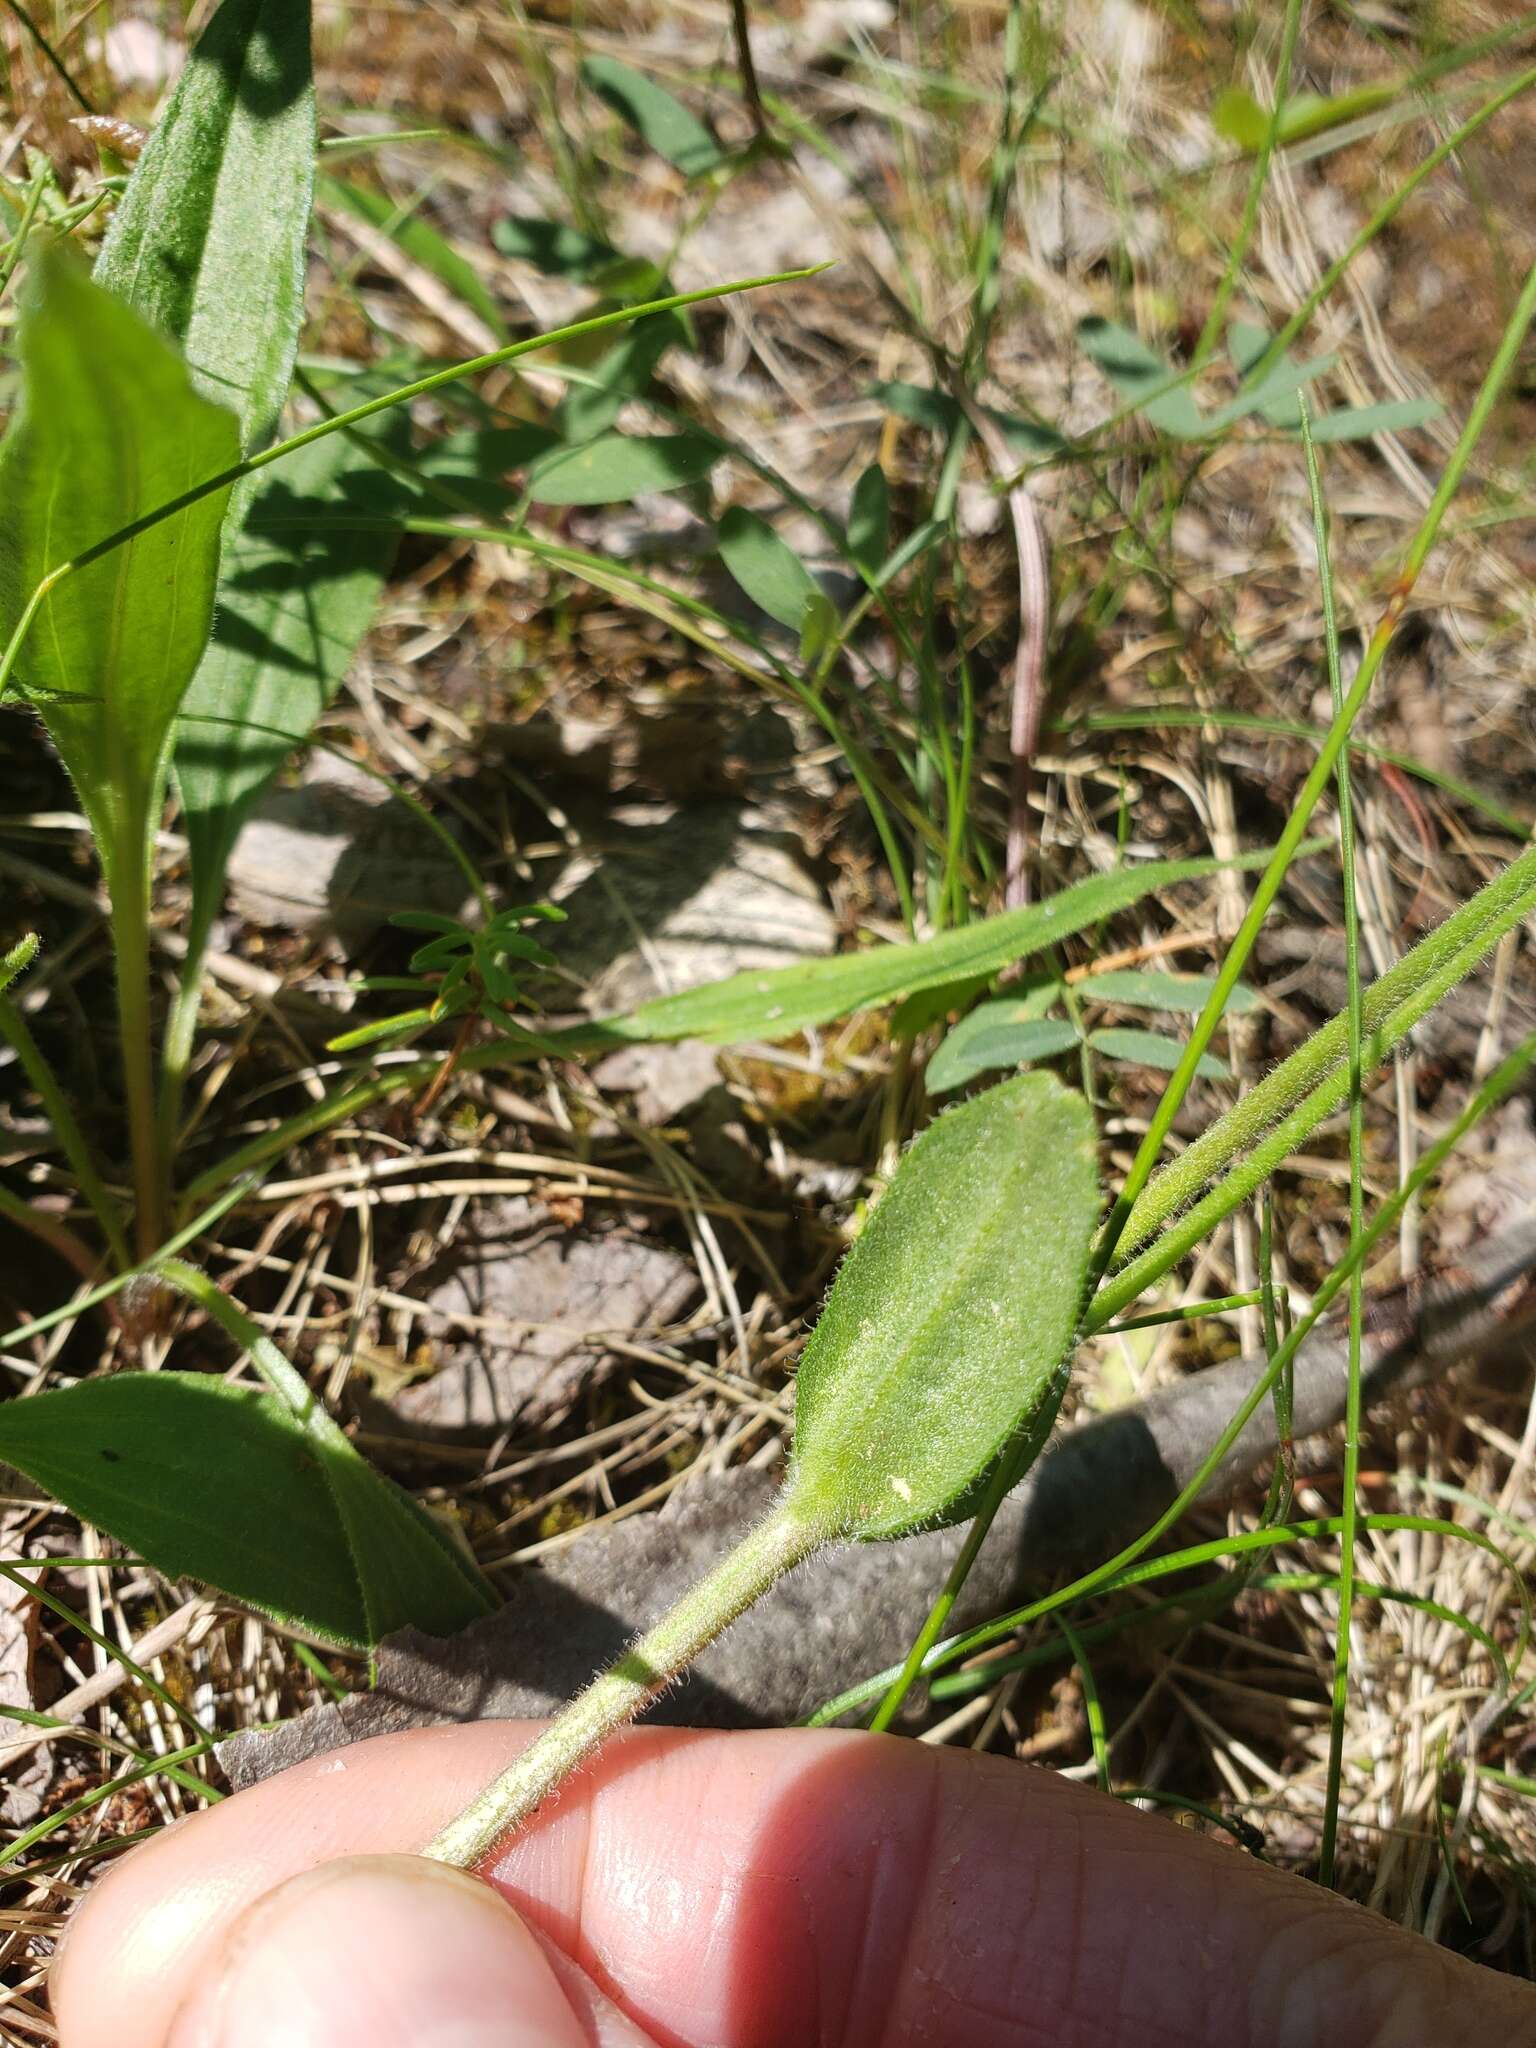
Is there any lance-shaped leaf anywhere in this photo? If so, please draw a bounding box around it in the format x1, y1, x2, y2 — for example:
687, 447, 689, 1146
785, 1073, 1099, 1541
581, 55, 728, 179
0, 1371, 491, 1647
173, 425, 402, 949
94, 0, 315, 453
600, 847, 1280, 1047
717, 505, 820, 628
527, 431, 718, 505
0, 251, 239, 894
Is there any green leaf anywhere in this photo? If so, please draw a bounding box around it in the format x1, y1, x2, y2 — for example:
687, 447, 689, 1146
1081, 969, 1258, 1013
868, 379, 1064, 454
1303, 397, 1443, 442
1075, 318, 1204, 438
786, 1074, 1099, 1540
492, 214, 625, 282
799, 590, 839, 666
927, 1010, 1079, 1096
526, 431, 718, 505
1213, 82, 1396, 152
94, 0, 315, 452
580, 55, 729, 179
1205, 324, 1336, 433
846, 463, 890, 575
318, 1440, 493, 1647
889, 973, 996, 1040
173, 424, 402, 942
717, 506, 820, 628
320, 174, 506, 339
156, 1260, 498, 1645
608, 849, 1276, 1047
409, 424, 564, 512
1089, 1026, 1230, 1081
1225, 323, 1440, 440
556, 311, 687, 443
0, 1374, 377, 1645
0, 250, 239, 895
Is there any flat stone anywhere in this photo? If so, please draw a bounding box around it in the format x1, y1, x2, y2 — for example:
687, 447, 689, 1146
358, 1196, 698, 1440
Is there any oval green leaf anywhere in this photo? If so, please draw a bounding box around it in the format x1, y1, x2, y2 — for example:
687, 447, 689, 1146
1081, 969, 1258, 1014
581, 55, 728, 179
1089, 1026, 1230, 1081
718, 506, 820, 629
0, 251, 240, 896
846, 463, 890, 575
0, 1374, 376, 1646
786, 1073, 1099, 1541
927, 1012, 1079, 1096
527, 432, 718, 506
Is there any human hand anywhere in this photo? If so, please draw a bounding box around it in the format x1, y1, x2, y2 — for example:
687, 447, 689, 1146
54, 1722, 1535, 2046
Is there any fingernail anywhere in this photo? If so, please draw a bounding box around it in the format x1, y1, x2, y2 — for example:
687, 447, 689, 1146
168, 1853, 589, 2048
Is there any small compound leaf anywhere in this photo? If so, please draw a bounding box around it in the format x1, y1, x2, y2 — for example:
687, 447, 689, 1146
717, 506, 820, 629
1081, 969, 1258, 1013
0, 250, 238, 895
1089, 1026, 1230, 1080
927, 1011, 1079, 1096
1075, 317, 1204, 438
527, 432, 718, 506
0, 1374, 371, 1644
787, 1074, 1099, 1541
846, 464, 890, 576
94, 0, 315, 452
580, 55, 729, 179
1223, 323, 1439, 440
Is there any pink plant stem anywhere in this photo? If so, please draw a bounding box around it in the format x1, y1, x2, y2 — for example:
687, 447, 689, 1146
970, 410, 1050, 909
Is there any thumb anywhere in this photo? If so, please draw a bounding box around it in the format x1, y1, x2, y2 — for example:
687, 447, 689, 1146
164, 1852, 658, 2048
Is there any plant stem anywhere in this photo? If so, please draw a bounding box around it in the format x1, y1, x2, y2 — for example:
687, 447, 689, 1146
1086, 252, 1536, 1299
1303, 396, 1365, 1890
0, 1180, 100, 1280
110, 843, 164, 1258
0, 993, 130, 1269
426, 1504, 821, 1870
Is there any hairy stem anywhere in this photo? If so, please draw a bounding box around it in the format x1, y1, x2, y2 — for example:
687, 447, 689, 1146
1101, 846, 1536, 1301
426, 1504, 822, 1870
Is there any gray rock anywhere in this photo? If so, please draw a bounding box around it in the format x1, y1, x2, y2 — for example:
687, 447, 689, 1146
358, 1196, 699, 1440
226, 754, 473, 944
